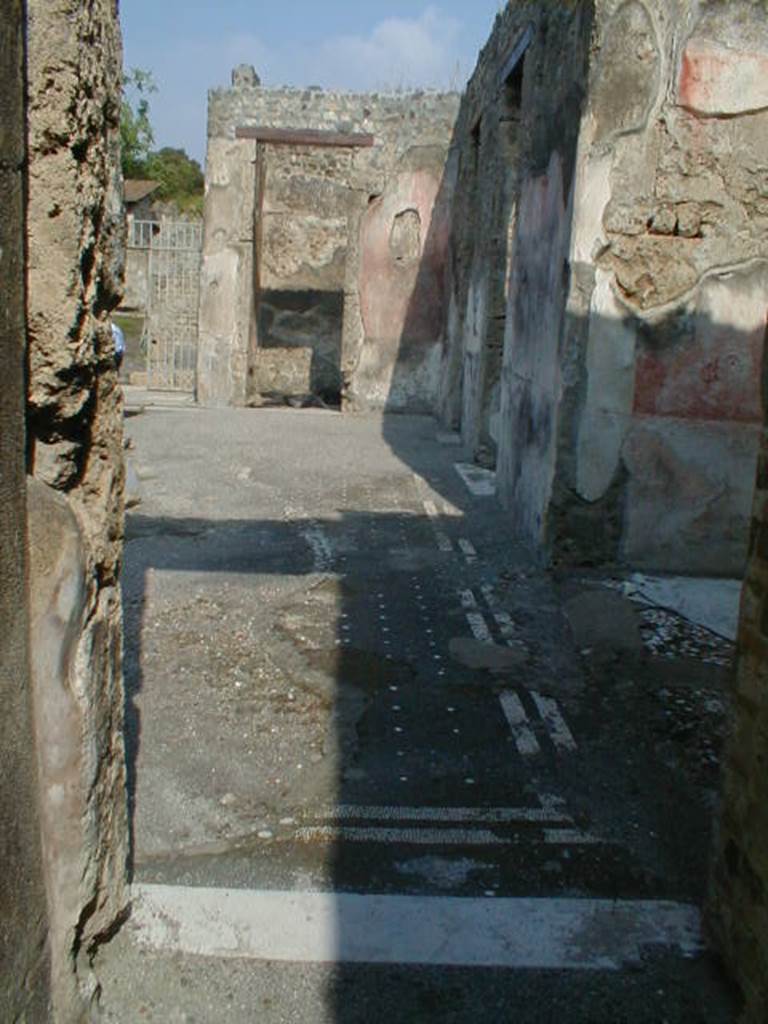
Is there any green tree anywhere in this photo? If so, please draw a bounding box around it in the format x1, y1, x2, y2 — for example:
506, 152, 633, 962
120, 68, 204, 215
145, 148, 205, 215
120, 67, 156, 178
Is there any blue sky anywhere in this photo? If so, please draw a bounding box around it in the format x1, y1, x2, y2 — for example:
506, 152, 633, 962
120, 2, 504, 164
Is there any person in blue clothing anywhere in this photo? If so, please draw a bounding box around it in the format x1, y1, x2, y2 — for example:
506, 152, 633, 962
111, 321, 125, 371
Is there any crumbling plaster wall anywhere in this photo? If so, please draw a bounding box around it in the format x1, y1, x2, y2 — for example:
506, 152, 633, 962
436, 6, 530, 460
443, 0, 767, 575
198, 73, 460, 410
26, 0, 129, 1018
496, 1, 595, 548
440, 1, 595, 545
0, 4, 50, 1018
556, 0, 768, 573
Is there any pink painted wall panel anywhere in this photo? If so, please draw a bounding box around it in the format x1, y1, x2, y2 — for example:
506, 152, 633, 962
359, 169, 449, 346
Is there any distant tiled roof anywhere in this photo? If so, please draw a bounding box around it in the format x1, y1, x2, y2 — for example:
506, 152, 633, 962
124, 179, 160, 204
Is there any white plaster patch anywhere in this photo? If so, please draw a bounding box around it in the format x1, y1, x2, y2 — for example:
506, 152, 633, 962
679, 39, 768, 116
699, 264, 768, 338
571, 151, 613, 266
620, 574, 741, 641
576, 271, 637, 502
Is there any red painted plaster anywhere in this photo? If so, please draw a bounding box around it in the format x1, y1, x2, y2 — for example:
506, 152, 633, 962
678, 39, 768, 115
678, 47, 722, 112
634, 323, 763, 423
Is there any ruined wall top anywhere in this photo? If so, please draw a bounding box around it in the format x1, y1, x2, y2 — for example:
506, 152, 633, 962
208, 71, 461, 144
231, 63, 260, 88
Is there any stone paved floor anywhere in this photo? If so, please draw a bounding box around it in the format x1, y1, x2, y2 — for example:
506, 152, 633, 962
98, 404, 740, 1022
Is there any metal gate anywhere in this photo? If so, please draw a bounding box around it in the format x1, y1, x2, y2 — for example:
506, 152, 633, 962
141, 220, 203, 391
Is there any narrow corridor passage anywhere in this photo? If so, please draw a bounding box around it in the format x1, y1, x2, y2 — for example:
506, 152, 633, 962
100, 401, 738, 1022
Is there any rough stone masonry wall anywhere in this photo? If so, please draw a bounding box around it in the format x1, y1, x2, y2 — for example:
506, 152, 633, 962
255, 142, 355, 400
0, 3, 50, 1019
198, 75, 460, 410
554, 0, 768, 573
26, 0, 128, 1018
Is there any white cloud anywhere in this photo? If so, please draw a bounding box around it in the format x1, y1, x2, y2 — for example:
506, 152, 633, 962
139, 32, 269, 163
305, 7, 465, 92
130, 7, 478, 162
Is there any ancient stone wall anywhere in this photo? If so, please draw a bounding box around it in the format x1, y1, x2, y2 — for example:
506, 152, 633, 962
437, 8, 530, 458
198, 72, 460, 409
556, 0, 768, 573
0, 3, 50, 1018
439, 1, 595, 541
441, 3, 768, 1012
441, 0, 767, 576
25, 0, 128, 1017
711, 370, 768, 1019
257, 142, 354, 400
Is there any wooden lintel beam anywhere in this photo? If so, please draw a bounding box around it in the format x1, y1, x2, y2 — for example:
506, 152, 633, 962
235, 126, 375, 148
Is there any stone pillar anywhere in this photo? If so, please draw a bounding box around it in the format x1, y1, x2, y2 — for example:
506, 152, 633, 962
0, 2, 50, 1018
710, 319, 768, 1023
197, 136, 256, 407
25, 0, 129, 1018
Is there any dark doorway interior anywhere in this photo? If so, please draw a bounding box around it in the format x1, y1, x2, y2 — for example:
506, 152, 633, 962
258, 288, 344, 406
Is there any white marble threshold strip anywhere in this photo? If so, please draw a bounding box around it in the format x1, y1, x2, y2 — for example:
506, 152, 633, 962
309, 802, 571, 824
499, 690, 541, 756
287, 825, 597, 846
454, 462, 497, 497
131, 884, 703, 971
531, 691, 578, 752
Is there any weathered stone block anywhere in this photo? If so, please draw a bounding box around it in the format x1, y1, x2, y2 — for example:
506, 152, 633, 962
250, 347, 313, 396
648, 206, 677, 236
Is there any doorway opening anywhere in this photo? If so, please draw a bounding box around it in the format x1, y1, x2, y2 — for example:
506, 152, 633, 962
244, 131, 370, 410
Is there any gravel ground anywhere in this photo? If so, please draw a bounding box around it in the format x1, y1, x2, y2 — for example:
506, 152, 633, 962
97, 402, 741, 1022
